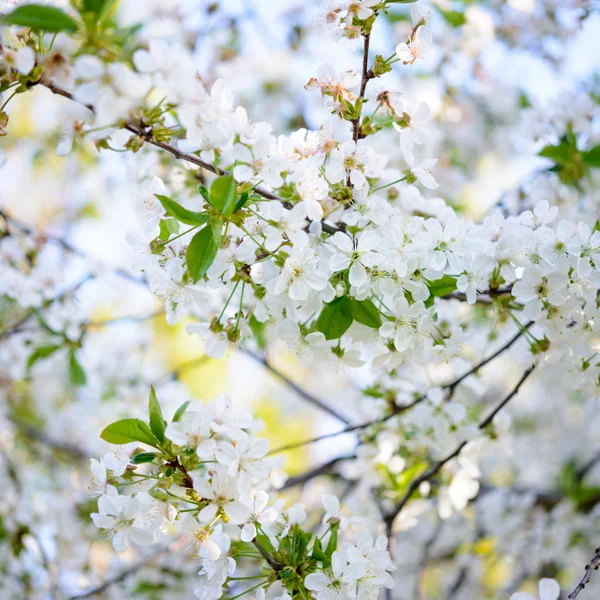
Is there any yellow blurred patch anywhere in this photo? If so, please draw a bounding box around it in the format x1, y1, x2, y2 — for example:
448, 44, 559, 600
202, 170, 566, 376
154, 316, 225, 399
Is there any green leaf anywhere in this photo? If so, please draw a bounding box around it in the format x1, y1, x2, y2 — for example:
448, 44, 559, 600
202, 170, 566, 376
186, 224, 221, 282
172, 400, 190, 423
427, 274, 458, 297
100, 418, 159, 448
3, 4, 79, 32
27, 345, 61, 371
234, 191, 249, 212
248, 314, 266, 350
350, 298, 382, 328
155, 194, 210, 226
198, 184, 210, 203
130, 451, 159, 465
209, 175, 237, 217
439, 8, 466, 26
256, 532, 275, 554
311, 538, 326, 561
158, 218, 179, 241
324, 524, 338, 558
148, 386, 166, 443
68, 349, 87, 386
316, 296, 354, 340
538, 141, 574, 165
582, 145, 600, 167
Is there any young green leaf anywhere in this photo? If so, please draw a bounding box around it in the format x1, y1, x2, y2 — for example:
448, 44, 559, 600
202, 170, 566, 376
3, 4, 79, 32
148, 386, 166, 443
582, 145, 600, 167
350, 298, 382, 328
324, 524, 338, 558
311, 538, 329, 565
155, 194, 210, 226
100, 418, 159, 448
68, 349, 87, 386
538, 141, 575, 165
172, 400, 190, 423
158, 218, 180, 241
316, 296, 354, 340
209, 175, 237, 217
256, 532, 275, 554
198, 184, 210, 203
234, 191, 249, 212
130, 451, 159, 465
27, 344, 61, 371
427, 274, 458, 297
82, 0, 116, 22
186, 224, 222, 282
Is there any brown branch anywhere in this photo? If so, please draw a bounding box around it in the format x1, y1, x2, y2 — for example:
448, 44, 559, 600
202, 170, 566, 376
279, 455, 354, 490
8, 415, 91, 459
0, 209, 146, 287
34, 82, 341, 235
352, 34, 374, 143
67, 548, 170, 599
568, 549, 600, 599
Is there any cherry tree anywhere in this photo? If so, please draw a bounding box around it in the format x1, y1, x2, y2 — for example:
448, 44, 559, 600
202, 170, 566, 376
1, 1, 600, 599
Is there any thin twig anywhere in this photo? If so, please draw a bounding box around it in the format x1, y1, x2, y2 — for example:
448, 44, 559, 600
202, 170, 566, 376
35, 82, 342, 235
279, 454, 354, 490
242, 348, 350, 424
269, 325, 530, 455
568, 548, 600, 599
67, 549, 169, 599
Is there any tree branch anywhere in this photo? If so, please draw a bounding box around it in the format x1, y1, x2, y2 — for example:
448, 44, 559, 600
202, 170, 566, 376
34, 81, 342, 235
269, 324, 530, 455
242, 348, 350, 424
279, 454, 354, 490
568, 548, 600, 599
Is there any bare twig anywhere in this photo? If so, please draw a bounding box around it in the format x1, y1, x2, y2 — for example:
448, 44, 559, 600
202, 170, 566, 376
242, 348, 350, 424
269, 325, 530, 455
279, 454, 354, 490
68, 549, 170, 599
568, 548, 600, 599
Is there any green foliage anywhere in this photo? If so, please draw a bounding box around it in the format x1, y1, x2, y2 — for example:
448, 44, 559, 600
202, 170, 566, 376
438, 9, 467, 27
208, 175, 237, 217
172, 400, 190, 423
155, 194, 210, 226
80, 0, 116, 23
2, 4, 79, 32
535, 127, 600, 185
350, 298, 382, 328
582, 144, 600, 167
130, 451, 159, 465
26, 344, 61, 371
148, 386, 166, 443
68, 349, 87, 386
186, 223, 222, 282
427, 274, 458, 297
158, 218, 180, 241
557, 460, 600, 509
100, 418, 159, 448
317, 296, 354, 339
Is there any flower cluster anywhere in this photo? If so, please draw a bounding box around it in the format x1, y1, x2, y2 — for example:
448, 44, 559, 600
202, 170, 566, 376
91, 389, 395, 599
